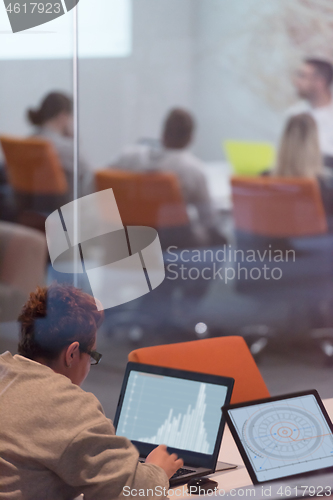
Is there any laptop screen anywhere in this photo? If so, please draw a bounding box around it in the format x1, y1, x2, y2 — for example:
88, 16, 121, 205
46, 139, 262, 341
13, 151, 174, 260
116, 370, 229, 454
224, 392, 333, 484
114, 362, 234, 467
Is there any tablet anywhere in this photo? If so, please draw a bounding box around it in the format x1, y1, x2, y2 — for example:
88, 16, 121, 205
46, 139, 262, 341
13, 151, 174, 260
223, 390, 333, 484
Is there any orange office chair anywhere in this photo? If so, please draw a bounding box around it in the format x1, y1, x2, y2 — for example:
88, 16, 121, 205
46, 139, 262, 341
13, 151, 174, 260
231, 176, 332, 361
128, 336, 270, 404
231, 176, 327, 237
94, 169, 189, 228
0, 135, 69, 214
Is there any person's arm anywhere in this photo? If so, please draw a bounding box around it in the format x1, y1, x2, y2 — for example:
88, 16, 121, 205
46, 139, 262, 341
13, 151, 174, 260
54, 417, 181, 500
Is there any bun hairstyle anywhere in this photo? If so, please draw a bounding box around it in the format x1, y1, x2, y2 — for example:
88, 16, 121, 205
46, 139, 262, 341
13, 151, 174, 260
27, 92, 73, 126
18, 283, 104, 362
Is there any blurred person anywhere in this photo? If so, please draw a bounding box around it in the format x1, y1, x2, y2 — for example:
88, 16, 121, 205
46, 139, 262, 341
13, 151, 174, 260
275, 113, 323, 178
28, 92, 92, 194
112, 108, 226, 246
0, 283, 182, 500
290, 58, 333, 167
274, 113, 333, 217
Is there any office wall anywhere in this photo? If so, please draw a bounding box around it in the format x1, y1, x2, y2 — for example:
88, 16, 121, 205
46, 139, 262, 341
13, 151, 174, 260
0, 0, 194, 167
78, 0, 194, 167
0, 0, 299, 166
191, 0, 286, 161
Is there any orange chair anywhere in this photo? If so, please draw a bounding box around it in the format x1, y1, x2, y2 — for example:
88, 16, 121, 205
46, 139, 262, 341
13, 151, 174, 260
94, 169, 189, 228
231, 176, 327, 237
0, 135, 69, 215
128, 337, 270, 404
1, 136, 68, 195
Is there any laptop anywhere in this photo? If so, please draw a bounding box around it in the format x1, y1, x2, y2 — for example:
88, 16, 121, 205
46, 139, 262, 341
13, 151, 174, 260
114, 362, 236, 485
223, 390, 333, 485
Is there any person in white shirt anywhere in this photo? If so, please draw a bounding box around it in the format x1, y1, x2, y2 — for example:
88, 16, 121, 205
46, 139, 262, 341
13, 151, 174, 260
289, 58, 333, 167
112, 108, 226, 246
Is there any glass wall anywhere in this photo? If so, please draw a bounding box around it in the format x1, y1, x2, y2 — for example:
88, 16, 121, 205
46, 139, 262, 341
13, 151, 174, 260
78, 0, 333, 413
1, 0, 333, 418
0, 2, 76, 350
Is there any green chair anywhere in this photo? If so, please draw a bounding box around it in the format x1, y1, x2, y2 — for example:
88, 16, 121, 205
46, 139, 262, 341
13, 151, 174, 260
223, 140, 275, 176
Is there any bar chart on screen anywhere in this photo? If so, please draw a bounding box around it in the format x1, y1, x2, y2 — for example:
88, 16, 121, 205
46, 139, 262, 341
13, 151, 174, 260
139, 384, 210, 454
116, 371, 229, 454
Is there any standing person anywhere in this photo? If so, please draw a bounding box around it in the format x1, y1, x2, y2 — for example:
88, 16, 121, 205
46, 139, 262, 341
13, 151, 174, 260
290, 58, 333, 167
27, 92, 92, 195
0, 283, 183, 499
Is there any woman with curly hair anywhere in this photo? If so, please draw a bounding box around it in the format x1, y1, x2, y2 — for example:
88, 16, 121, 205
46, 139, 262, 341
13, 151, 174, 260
0, 283, 182, 500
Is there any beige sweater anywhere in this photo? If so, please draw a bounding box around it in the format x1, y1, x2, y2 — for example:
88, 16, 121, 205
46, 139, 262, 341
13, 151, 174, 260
0, 352, 169, 500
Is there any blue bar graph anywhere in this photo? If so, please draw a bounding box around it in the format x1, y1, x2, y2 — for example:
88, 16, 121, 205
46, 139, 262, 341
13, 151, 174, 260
139, 384, 210, 453
116, 371, 229, 454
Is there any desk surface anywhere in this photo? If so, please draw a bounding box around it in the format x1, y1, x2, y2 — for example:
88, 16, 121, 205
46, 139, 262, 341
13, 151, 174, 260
171, 397, 333, 497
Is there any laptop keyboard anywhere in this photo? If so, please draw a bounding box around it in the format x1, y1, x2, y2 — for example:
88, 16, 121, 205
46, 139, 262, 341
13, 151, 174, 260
171, 467, 195, 479
139, 460, 195, 480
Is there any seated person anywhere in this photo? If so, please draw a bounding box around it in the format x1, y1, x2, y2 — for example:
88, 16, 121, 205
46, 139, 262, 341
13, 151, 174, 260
28, 92, 92, 196
111, 108, 226, 246
274, 113, 333, 218
0, 283, 182, 499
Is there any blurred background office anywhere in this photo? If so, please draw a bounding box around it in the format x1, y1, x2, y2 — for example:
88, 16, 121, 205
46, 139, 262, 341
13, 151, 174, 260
1, 0, 333, 418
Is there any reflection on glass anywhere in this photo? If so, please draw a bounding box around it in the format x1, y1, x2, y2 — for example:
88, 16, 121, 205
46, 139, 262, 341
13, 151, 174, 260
1, 0, 333, 411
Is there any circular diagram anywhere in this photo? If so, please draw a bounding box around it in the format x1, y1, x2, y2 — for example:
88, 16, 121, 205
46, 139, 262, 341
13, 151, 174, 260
243, 406, 323, 460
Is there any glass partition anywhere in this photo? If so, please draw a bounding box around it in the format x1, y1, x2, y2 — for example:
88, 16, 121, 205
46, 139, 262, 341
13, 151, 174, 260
77, 0, 333, 415
2, 0, 333, 420
0, 1, 76, 350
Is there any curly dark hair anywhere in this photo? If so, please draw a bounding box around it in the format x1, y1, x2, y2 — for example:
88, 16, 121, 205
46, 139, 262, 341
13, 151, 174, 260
18, 283, 104, 362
